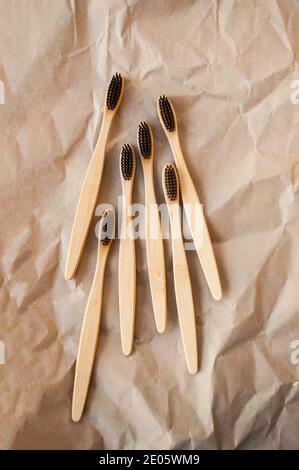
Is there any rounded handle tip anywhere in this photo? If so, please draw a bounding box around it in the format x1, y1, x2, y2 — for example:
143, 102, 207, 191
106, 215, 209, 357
122, 340, 134, 357
212, 286, 223, 301
72, 405, 82, 423
187, 360, 198, 375
156, 319, 167, 334
65, 262, 75, 281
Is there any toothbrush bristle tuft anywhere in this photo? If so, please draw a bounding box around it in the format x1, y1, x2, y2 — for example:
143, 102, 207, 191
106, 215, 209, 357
120, 144, 134, 180
106, 73, 122, 110
138, 122, 152, 159
100, 209, 114, 245
158, 95, 175, 132
164, 164, 178, 201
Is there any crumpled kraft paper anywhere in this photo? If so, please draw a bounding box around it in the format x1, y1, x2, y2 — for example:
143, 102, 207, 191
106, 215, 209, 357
0, 0, 299, 450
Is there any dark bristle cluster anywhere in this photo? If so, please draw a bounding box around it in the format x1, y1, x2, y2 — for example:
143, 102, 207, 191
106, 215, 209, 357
159, 95, 175, 132
100, 209, 114, 245
138, 122, 152, 159
120, 144, 134, 180
106, 73, 122, 110
164, 164, 178, 201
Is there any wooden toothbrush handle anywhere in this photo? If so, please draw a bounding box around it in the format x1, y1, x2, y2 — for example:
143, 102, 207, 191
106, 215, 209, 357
72, 252, 107, 422
144, 185, 167, 333
171, 232, 198, 375
171, 140, 222, 300
65, 119, 111, 280
180, 171, 222, 300
119, 201, 136, 356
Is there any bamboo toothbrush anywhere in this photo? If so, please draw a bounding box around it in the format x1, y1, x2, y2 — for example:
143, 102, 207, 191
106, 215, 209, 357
72, 208, 115, 422
162, 164, 198, 374
65, 73, 123, 280
119, 144, 136, 356
137, 122, 167, 334
157, 96, 222, 301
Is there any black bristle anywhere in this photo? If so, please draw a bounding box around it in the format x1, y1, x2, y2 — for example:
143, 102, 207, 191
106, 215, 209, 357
158, 95, 175, 132
100, 209, 114, 245
120, 144, 134, 180
106, 73, 122, 110
164, 164, 178, 201
138, 122, 152, 159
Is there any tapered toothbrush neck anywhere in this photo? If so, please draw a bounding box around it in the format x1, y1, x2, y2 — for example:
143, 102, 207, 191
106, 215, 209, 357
142, 160, 154, 185
122, 182, 133, 203
168, 133, 184, 166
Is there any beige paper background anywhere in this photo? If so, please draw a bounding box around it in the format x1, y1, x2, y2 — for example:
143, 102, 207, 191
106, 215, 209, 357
0, 0, 299, 450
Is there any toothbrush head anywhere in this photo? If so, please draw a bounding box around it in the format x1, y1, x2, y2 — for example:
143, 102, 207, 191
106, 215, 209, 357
120, 144, 135, 181
99, 208, 115, 246
163, 163, 179, 203
106, 73, 123, 111
137, 121, 153, 159
158, 95, 176, 132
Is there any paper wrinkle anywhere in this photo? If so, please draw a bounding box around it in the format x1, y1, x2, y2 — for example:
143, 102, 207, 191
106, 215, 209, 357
0, 0, 299, 450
